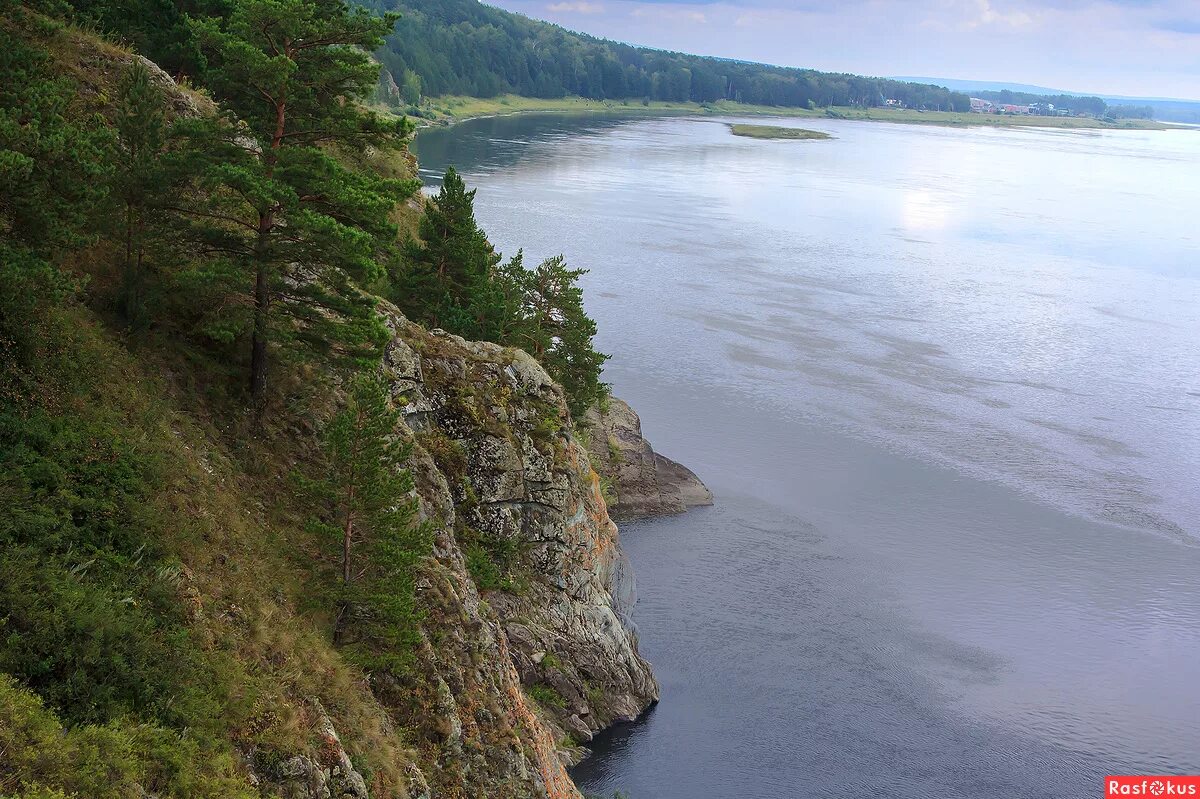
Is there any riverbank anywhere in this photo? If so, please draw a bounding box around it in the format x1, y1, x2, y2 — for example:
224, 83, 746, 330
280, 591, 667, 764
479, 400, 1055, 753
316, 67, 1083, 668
401, 93, 1169, 131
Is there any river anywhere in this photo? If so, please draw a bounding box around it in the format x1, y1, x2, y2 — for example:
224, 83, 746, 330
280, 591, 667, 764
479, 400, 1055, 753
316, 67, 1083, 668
412, 114, 1200, 799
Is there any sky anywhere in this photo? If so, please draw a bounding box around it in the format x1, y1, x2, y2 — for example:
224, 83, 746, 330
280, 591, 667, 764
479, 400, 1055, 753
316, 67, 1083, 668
485, 0, 1200, 100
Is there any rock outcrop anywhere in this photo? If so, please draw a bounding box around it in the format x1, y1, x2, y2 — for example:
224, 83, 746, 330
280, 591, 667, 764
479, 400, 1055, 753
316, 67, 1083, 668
256, 701, 372, 799
582, 396, 712, 520
373, 306, 659, 796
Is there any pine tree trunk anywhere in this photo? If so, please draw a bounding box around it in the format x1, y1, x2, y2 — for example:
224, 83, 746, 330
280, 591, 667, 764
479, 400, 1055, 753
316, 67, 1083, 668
343, 512, 354, 586
251, 92, 287, 412
333, 498, 355, 646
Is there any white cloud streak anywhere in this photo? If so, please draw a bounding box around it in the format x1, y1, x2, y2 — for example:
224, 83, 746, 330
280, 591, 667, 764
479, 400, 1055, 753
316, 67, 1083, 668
546, 1, 606, 13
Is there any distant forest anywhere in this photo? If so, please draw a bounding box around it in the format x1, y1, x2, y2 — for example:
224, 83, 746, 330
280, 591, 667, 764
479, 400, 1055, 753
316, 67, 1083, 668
362, 0, 973, 111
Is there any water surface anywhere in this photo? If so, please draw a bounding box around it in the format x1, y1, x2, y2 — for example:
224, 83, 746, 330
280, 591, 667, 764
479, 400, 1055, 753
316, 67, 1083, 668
413, 115, 1200, 798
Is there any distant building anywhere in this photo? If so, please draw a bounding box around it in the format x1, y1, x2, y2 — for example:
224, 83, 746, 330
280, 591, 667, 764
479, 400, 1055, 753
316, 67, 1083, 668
1000, 104, 1031, 115
970, 97, 995, 113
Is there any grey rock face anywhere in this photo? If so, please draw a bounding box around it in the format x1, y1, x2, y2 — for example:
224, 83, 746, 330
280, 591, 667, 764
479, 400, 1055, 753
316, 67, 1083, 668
372, 305, 659, 798
582, 396, 713, 520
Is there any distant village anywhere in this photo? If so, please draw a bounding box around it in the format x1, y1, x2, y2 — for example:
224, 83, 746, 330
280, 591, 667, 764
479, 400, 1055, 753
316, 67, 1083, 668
967, 98, 1085, 117
882, 96, 1106, 118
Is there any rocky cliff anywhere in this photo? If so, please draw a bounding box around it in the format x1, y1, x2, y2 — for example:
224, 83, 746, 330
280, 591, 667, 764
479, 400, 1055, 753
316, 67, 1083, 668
131, 43, 664, 791
582, 397, 713, 520
372, 306, 658, 796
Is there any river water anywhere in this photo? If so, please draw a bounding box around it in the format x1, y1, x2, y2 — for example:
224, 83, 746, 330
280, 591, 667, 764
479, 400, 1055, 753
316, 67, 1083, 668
412, 115, 1200, 798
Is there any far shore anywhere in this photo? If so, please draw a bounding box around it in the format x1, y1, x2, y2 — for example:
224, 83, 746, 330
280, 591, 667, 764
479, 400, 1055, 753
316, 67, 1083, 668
398, 94, 1171, 132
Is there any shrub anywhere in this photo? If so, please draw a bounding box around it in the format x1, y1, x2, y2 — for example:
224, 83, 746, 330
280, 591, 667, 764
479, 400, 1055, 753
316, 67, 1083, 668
526, 684, 565, 709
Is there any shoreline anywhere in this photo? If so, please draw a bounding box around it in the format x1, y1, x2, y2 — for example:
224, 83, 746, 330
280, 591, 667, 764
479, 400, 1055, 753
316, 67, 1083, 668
398, 94, 1172, 133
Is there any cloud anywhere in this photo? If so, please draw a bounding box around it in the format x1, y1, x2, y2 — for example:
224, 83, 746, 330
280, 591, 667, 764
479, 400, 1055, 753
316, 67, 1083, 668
547, 0, 606, 11
631, 5, 708, 22
733, 5, 829, 27
962, 0, 1036, 29
734, 9, 782, 27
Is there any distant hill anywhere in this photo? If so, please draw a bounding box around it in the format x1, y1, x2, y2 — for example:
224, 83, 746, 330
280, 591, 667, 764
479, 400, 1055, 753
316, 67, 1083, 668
893, 76, 1081, 96
360, 0, 971, 111
892, 76, 1200, 123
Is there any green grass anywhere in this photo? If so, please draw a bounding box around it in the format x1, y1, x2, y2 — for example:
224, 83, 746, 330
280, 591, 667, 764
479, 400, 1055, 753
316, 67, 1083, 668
526, 683, 566, 709
400, 93, 1170, 132
729, 123, 831, 140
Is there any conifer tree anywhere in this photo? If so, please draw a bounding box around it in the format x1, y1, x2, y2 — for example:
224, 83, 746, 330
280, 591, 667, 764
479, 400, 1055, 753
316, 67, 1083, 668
505, 255, 609, 417
0, 14, 111, 358
183, 0, 417, 410
308, 373, 430, 664
390, 167, 503, 338
113, 61, 168, 327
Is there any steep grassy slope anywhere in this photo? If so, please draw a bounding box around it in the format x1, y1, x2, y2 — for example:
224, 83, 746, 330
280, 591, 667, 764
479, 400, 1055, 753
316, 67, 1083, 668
1, 295, 422, 797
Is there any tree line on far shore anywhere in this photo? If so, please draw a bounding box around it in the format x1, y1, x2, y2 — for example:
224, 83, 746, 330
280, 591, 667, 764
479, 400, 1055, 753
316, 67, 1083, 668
363, 0, 973, 112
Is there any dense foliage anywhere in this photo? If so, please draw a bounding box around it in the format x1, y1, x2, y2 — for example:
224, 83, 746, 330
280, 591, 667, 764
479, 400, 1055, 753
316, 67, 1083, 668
496, 253, 608, 417
390, 167, 504, 337
363, 0, 971, 111
31, 0, 972, 112
52, 0, 226, 76
0, 336, 257, 799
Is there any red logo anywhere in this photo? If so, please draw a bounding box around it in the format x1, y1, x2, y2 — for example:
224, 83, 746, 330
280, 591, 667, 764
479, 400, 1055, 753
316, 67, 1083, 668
1107, 777, 1200, 797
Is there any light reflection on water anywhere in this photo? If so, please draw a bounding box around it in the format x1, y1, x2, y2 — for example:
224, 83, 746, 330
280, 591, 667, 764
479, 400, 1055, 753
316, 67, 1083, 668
413, 116, 1200, 798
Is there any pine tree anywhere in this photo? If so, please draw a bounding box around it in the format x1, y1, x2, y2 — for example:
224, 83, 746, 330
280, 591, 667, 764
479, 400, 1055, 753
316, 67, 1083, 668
113, 61, 168, 327
0, 11, 112, 364
390, 166, 503, 338
512, 255, 609, 417
308, 373, 430, 665
183, 0, 417, 411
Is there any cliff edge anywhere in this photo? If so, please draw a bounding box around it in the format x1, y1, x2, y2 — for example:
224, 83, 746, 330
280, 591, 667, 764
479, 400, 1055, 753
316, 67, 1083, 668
582, 397, 713, 520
